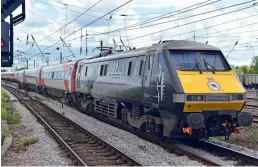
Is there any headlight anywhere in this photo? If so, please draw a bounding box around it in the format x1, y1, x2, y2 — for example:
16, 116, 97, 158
186, 95, 204, 101
230, 94, 244, 100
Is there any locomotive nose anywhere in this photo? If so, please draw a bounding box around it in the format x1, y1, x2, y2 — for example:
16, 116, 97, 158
238, 111, 253, 127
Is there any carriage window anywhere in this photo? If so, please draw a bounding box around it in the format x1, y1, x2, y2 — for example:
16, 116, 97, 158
159, 54, 165, 68
115, 60, 119, 72
85, 66, 88, 76
100, 65, 104, 76
58, 72, 60, 79
127, 61, 132, 76
60, 72, 63, 79
147, 56, 151, 70
78, 65, 82, 73
104, 64, 108, 76
100, 64, 108, 76
139, 60, 143, 76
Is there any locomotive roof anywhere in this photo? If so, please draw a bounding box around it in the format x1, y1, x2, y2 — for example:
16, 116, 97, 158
42, 60, 78, 70
78, 40, 221, 64
155, 40, 220, 50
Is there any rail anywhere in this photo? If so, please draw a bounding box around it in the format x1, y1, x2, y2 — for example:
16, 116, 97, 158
2, 84, 142, 166
201, 140, 258, 166
2, 82, 220, 166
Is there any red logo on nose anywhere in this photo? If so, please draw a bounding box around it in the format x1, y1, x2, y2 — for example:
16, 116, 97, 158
208, 81, 221, 91
211, 83, 217, 88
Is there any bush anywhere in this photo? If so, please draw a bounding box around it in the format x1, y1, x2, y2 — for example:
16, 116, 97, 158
1, 92, 20, 124
15, 136, 38, 152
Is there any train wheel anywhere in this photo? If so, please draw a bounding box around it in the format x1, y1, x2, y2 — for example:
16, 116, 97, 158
80, 98, 87, 109
85, 99, 93, 112
121, 108, 128, 124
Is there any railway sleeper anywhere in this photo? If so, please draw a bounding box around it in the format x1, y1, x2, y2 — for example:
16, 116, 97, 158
66, 139, 99, 145
71, 144, 109, 151
85, 159, 129, 166
70, 143, 108, 149
78, 155, 121, 161
75, 149, 116, 156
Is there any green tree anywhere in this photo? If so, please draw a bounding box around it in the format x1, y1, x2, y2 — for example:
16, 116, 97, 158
250, 56, 258, 73
231, 65, 244, 74
240, 65, 250, 74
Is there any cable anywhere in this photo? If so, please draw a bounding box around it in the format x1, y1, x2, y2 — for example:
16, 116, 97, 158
48, 0, 221, 46
35, 0, 148, 21
42, 0, 133, 52
120, 0, 257, 32
35, 0, 102, 19
47, 0, 227, 16
38, 0, 102, 43
24, 0, 102, 54
47, 0, 171, 16
186, 22, 258, 40
28, 10, 62, 24
63, 13, 258, 45
89, 0, 220, 36
111, 3, 258, 46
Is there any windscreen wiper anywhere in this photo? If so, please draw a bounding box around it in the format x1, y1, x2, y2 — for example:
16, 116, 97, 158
195, 57, 202, 74
202, 58, 216, 74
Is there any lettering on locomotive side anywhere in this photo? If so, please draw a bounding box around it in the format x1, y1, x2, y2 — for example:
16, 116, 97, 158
109, 72, 124, 78
156, 70, 165, 103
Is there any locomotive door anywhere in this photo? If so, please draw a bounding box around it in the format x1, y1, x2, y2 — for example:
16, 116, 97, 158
68, 67, 72, 92
143, 53, 154, 100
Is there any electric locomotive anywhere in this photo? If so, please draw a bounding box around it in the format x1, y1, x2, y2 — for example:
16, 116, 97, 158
75, 40, 253, 140
5, 40, 253, 140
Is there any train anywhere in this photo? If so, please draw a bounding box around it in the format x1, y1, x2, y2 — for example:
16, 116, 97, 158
1, 40, 253, 140
237, 74, 258, 89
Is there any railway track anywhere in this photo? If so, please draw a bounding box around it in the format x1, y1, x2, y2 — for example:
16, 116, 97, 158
3, 82, 258, 166
253, 114, 258, 124
245, 98, 257, 109
190, 140, 258, 166
2, 82, 220, 166
1, 84, 142, 166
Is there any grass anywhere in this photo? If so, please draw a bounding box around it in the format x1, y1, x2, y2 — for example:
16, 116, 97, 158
1, 92, 21, 124
2, 129, 12, 137
213, 127, 258, 151
14, 136, 38, 152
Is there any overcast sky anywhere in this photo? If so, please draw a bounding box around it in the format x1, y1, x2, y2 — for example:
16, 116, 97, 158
6, 0, 258, 70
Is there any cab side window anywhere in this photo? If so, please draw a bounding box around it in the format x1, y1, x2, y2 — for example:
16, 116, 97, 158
100, 64, 108, 76
139, 60, 143, 76
127, 61, 132, 76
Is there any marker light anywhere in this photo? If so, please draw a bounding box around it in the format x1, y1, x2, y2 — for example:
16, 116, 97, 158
1, 39, 5, 47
